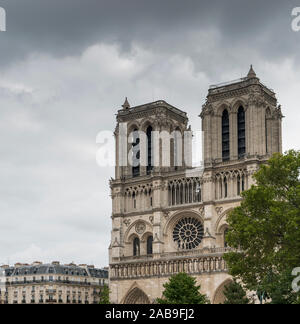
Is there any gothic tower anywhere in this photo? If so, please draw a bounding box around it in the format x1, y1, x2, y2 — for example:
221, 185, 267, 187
109, 67, 283, 304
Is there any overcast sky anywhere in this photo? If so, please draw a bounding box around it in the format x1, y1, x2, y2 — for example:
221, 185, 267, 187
0, 0, 300, 268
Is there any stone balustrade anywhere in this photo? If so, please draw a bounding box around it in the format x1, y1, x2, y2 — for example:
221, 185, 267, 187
110, 252, 230, 280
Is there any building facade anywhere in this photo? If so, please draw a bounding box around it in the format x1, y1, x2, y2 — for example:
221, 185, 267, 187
109, 66, 283, 304
0, 262, 108, 304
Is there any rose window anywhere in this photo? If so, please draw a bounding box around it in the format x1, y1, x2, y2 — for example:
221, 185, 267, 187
173, 217, 204, 250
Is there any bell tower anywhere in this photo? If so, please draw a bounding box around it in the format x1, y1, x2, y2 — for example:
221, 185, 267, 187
110, 99, 189, 260
108, 67, 284, 304
201, 65, 283, 165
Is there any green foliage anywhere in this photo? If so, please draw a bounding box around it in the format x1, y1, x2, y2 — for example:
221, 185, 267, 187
99, 285, 110, 304
259, 269, 300, 304
156, 272, 210, 304
224, 150, 300, 303
223, 280, 250, 304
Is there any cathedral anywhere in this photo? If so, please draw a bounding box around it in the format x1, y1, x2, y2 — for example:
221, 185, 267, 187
108, 66, 283, 304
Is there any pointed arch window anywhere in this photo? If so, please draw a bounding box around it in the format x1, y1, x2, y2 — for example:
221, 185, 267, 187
171, 185, 175, 206
224, 228, 229, 248
242, 175, 245, 192
174, 129, 182, 170
146, 126, 153, 175
132, 129, 140, 177
224, 177, 228, 198
133, 237, 140, 256
147, 236, 153, 255
222, 110, 230, 161
265, 108, 271, 154
238, 106, 246, 158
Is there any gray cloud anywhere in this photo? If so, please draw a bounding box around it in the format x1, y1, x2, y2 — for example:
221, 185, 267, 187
0, 0, 300, 267
1, 0, 300, 67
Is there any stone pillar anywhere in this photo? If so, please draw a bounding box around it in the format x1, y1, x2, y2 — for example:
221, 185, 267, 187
202, 205, 216, 248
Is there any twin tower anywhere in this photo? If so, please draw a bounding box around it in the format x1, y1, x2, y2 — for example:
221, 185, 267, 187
108, 66, 283, 304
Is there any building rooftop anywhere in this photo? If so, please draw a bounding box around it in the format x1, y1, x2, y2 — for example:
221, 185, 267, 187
117, 99, 188, 119
208, 65, 275, 98
1, 262, 108, 278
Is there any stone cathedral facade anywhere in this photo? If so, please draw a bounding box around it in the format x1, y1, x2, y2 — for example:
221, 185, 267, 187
109, 66, 283, 304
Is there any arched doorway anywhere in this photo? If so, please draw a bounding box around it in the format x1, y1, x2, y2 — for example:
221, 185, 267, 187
213, 279, 233, 304
124, 287, 150, 304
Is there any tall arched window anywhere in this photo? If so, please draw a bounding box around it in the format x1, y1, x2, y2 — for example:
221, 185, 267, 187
147, 236, 153, 255
196, 182, 201, 202
224, 228, 229, 248
171, 186, 175, 205
265, 108, 271, 154
238, 106, 246, 158
242, 175, 245, 192
146, 126, 153, 175
179, 183, 183, 204
133, 237, 140, 256
224, 177, 228, 198
222, 110, 230, 161
132, 192, 136, 209
174, 129, 182, 170
132, 129, 140, 177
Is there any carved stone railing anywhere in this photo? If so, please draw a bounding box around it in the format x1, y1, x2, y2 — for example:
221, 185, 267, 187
110, 253, 230, 280
112, 247, 234, 263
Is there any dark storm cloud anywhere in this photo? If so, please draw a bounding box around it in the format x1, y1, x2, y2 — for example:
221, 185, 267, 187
1, 0, 299, 69
1, 0, 300, 267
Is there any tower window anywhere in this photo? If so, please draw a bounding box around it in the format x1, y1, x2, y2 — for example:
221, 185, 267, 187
133, 237, 140, 256
147, 236, 153, 255
265, 108, 271, 154
224, 228, 229, 248
238, 106, 246, 158
132, 192, 136, 209
146, 126, 153, 175
224, 178, 228, 198
174, 129, 182, 170
222, 110, 230, 161
132, 129, 140, 177
242, 175, 245, 192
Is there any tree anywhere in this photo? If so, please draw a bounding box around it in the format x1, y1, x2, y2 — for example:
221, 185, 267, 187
156, 272, 210, 304
224, 150, 300, 303
99, 285, 110, 304
222, 280, 250, 304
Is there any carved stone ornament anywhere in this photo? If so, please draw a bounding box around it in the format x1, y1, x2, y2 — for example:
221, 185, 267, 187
163, 211, 170, 219
124, 219, 131, 227
199, 207, 205, 217
135, 221, 146, 234
215, 207, 223, 216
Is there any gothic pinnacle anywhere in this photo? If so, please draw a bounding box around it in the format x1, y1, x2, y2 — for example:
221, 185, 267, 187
247, 65, 257, 79
122, 97, 130, 109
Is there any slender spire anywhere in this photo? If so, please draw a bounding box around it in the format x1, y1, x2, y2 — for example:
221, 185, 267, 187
247, 65, 257, 79
122, 97, 130, 109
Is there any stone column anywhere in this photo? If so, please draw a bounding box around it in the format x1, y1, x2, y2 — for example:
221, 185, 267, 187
202, 205, 216, 248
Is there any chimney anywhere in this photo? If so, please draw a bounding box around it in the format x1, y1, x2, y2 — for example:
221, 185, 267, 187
32, 261, 42, 266
0, 265, 9, 269
52, 261, 60, 266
